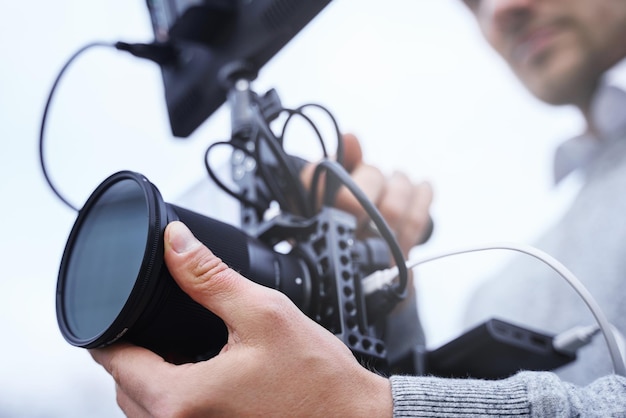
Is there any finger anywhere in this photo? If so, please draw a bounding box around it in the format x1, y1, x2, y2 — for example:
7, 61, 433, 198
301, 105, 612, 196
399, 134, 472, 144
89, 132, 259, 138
299, 132, 365, 208
397, 181, 434, 253
340, 132, 363, 172
90, 343, 173, 411
374, 174, 434, 256
334, 162, 386, 226
374, 171, 414, 257
376, 171, 413, 233
163, 221, 272, 328
330, 134, 387, 226
409, 181, 434, 242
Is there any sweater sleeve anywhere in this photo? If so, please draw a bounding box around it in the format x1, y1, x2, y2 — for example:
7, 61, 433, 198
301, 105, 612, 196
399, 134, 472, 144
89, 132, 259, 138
390, 372, 626, 417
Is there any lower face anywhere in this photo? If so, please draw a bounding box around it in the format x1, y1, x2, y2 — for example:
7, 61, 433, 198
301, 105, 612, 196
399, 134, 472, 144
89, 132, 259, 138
477, 0, 626, 107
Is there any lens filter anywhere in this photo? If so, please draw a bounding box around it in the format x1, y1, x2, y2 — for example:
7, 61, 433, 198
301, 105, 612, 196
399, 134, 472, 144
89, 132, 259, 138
56, 171, 166, 348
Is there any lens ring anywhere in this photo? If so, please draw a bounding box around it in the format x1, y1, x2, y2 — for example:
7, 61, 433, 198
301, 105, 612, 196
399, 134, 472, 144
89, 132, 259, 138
56, 171, 168, 347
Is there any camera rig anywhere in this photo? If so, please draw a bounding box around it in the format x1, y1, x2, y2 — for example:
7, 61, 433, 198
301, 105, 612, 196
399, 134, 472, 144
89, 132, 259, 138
46, 0, 593, 380
142, 0, 418, 371
140, 0, 578, 376
217, 75, 425, 373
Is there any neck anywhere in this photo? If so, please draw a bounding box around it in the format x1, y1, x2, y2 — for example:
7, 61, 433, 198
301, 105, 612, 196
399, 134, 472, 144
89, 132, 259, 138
576, 82, 601, 138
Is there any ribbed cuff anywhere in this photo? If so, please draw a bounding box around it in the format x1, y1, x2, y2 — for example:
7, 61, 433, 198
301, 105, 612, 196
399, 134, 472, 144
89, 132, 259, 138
390, 374, 529, 417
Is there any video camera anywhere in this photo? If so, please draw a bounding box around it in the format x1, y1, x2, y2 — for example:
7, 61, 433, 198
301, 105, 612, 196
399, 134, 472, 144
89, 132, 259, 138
54, 0, 578, 377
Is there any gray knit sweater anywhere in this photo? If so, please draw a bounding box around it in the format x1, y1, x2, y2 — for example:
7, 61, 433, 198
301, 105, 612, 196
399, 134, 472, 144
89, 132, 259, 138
391, 372, 626, 417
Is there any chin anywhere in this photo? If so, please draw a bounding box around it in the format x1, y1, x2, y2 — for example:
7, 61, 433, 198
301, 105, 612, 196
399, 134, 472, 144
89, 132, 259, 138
522, 78, 580, 105
520, 59, 592, 106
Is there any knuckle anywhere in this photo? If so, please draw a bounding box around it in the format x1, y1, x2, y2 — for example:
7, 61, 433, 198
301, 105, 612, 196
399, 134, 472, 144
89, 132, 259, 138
378, 198, 405, 226
255, 290, 297, 325
416, 181, 434, 202
407, 211, 430, 234
367, 166, 386, 188
189, 251, 238, 291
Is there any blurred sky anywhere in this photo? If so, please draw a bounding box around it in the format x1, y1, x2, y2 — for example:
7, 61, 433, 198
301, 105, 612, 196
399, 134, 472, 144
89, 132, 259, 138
0, 1, 584, 416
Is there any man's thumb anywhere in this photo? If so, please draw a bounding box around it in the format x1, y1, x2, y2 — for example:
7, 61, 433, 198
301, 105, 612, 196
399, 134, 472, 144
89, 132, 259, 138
163, 221, 256, 324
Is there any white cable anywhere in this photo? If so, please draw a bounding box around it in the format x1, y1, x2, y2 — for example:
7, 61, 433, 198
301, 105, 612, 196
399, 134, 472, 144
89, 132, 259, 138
362, 241, 626, 377
610, 324, 626, 365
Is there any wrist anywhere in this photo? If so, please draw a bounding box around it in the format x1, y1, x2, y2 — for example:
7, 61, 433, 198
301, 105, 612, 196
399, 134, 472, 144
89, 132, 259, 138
347, 367, 393, 418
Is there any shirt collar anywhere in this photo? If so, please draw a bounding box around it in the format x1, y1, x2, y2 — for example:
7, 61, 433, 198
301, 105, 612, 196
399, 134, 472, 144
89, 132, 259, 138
553, 58, 626, 183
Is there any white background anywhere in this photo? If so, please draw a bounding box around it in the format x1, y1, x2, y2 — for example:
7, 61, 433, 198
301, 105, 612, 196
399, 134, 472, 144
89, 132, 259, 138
0, 1, 582, 416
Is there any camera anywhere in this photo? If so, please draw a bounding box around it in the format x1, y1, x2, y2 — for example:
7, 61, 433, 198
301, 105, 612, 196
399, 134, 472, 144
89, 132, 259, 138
54, 0, 579, 377
55, 169, 397, 365
56, 0, 412, 370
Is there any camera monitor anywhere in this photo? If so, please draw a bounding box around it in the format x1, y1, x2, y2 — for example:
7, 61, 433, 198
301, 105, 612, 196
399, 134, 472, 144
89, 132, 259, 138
146, 0, 332, 137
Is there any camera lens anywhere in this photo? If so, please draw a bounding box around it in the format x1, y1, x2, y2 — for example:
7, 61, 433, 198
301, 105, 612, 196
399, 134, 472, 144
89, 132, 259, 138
56, 171, 311, 361
57, 171, 169, 351
61, 178, 149, 340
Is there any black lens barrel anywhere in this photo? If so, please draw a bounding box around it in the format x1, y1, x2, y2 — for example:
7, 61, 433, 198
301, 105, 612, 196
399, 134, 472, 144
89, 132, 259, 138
56, 171, 311, 361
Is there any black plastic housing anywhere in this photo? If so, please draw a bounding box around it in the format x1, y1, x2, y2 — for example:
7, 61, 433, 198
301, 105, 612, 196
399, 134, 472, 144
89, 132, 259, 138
426, 318, 576, 379
146, 0, 332, 137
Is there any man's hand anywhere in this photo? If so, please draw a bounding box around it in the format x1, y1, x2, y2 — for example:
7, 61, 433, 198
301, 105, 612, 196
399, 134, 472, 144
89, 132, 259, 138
90, 221, 392, 418
300, 133, 434, 258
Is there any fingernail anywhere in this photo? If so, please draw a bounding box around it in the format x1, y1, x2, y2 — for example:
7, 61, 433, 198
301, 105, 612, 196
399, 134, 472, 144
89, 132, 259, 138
168, 221, 200, 254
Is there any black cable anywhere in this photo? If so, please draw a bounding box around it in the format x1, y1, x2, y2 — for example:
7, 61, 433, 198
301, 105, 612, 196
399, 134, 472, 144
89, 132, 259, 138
40, 41, 177, 212
310, 159, 408, 300
244, 116, 295, 211
39, 41, 115, 212
278, 108, 329, 158
294, 103, 344, 207
251, 104, 312, 217
246, 124, 296, 212
207, 102, 336, 219
276, 103, 346, 212
114, 41, 177, 65
296, 103, 343, 166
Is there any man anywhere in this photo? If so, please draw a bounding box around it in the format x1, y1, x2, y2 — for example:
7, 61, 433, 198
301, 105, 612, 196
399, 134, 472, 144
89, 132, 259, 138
90, 0, 626, 416
461, 0, 626, 385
